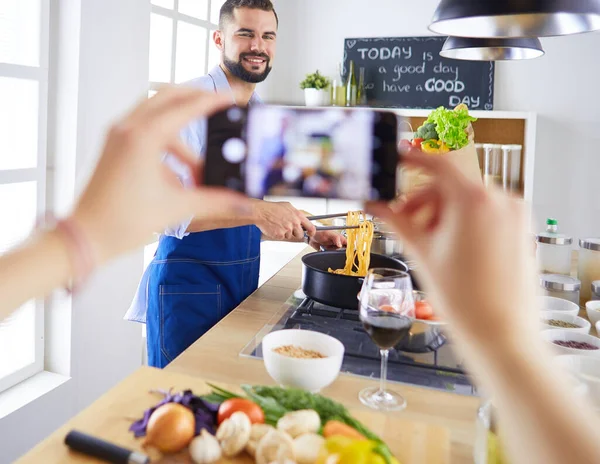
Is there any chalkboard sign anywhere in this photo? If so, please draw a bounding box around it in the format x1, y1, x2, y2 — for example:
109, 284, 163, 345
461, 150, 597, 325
343, 36, 495, 110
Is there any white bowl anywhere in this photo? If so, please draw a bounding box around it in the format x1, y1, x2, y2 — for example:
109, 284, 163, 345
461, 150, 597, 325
261, 329, 344, 392
541, 329, 600, 357
586, 301, 600, 326
539, 311, 591, 334
555, 355, 600, 411
538, 296, 580, 316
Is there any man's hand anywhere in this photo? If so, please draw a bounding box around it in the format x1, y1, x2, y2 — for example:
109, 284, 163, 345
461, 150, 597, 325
254, 201, 316, 241
308, 230, 346, 251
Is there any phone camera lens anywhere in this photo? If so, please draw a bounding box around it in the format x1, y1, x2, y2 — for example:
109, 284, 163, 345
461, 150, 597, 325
227, 107, 244, 122
222, 138, 246, 163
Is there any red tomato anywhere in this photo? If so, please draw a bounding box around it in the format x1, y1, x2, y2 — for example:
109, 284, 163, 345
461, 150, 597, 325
411, 138, 424, 147
415, 301, 434, 320
217, 398, 264, 425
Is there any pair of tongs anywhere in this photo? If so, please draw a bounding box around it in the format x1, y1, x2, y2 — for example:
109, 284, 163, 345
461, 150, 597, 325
306, 213, 363, 231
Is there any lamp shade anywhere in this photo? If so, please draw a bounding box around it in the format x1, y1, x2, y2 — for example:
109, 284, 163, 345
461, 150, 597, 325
429, 0, 600, 38
440, 37, 545, 60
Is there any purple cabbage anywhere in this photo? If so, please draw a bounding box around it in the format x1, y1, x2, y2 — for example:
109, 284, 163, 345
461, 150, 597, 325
129, 389, 220, 438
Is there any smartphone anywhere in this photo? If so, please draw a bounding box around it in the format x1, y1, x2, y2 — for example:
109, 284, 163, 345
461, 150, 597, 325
204, 105, 399, 201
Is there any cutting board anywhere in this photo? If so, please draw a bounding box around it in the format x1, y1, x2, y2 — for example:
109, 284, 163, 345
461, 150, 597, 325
17, 366, 450, 464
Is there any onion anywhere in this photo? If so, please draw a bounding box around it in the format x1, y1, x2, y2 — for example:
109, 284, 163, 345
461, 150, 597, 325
143, 403, 195, 453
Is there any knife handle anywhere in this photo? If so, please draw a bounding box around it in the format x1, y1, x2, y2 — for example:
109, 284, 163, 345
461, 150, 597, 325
65, 430, 149, 464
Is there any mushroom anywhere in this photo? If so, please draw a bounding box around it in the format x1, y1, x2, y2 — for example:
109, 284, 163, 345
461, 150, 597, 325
293, 433, 325, 464
189, 429, 222, 464
246, 423, 276, 457
216, 411, 252, 457
277, 410, 321, 438
255, 429, 296, 464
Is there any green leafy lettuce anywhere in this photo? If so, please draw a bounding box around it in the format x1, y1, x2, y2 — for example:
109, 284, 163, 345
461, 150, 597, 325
425, 106, 476, 150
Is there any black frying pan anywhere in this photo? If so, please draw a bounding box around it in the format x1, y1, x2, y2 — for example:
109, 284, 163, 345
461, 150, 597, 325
301, 251, 413, 310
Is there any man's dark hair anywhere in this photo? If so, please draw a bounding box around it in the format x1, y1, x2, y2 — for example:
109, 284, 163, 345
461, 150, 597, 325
219, 0, 278, 29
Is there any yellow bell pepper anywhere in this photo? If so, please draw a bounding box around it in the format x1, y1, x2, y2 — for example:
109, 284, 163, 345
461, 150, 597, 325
317, 437, 400, 464
420, 139, 451, 154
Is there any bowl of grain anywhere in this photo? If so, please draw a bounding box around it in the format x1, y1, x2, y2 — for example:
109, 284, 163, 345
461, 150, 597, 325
261, 329, 344, 392
540, 311, 591, 334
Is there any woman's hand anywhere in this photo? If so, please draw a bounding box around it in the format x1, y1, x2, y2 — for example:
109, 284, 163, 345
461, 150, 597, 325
72, 87, 250, 264
368, 150, 538, 356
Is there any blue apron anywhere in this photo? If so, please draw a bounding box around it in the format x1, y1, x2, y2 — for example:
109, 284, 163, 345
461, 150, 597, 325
146, 225, 261, 368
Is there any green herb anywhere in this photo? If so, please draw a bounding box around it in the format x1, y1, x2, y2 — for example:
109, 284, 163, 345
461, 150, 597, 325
300, 70, 331, 90
424, 106, 476, 150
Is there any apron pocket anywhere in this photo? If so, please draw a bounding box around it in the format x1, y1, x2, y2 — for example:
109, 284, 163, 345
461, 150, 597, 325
159, 284, 222, 363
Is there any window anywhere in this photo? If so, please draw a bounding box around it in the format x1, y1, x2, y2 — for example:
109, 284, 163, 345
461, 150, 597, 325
145, 0, 224, 269
0, 0, 49, 393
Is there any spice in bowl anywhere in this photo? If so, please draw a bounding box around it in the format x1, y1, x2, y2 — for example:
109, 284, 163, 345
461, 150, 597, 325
544, 319, 581, 329
553, 340, 599, 350
273, 345, 327, 359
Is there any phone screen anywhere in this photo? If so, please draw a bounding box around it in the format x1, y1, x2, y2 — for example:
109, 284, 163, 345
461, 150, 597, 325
204, 105, 399, 201
245, 107, 398, 201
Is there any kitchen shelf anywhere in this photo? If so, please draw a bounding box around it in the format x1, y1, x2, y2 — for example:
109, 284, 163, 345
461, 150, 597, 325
394, 109, 537, 202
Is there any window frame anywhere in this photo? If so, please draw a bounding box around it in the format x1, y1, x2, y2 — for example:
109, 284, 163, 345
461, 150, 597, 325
0, 0, 50, 394
149, 0, 221, 92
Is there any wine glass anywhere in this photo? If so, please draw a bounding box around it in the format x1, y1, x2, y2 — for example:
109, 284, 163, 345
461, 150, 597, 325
358, 268, 415, 411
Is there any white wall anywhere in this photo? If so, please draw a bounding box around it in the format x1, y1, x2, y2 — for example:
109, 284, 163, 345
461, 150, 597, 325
261, 0, 600, 240
0, 0, 149, 461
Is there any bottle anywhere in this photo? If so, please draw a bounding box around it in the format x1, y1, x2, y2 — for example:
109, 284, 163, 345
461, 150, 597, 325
335, 62, 346, 107
345, 60, 357, 107
357, 67, 367, 106
535, 218, 573, 276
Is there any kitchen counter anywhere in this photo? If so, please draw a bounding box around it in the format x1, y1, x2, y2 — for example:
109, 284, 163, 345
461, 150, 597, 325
166, 248, 480, 462
17, 248, 480, 463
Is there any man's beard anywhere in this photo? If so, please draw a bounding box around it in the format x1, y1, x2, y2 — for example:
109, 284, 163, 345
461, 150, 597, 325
223, 52, 272, 83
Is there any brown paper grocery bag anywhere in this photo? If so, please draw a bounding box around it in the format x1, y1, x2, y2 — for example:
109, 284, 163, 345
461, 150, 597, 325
400, 142, 482, 196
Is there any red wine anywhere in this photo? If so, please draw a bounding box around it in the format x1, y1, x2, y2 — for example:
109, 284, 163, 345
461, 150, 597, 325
362, 312, 412, 350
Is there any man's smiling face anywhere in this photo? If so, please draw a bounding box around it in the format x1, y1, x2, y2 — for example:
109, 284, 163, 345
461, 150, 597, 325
216, 7, 277, 83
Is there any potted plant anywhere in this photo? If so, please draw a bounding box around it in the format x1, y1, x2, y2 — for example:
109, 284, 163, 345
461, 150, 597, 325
300, 70, 331, 107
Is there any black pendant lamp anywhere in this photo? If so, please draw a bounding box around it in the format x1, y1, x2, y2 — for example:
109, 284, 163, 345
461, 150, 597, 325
429, 0, 600, 38
440, 37, 545, 60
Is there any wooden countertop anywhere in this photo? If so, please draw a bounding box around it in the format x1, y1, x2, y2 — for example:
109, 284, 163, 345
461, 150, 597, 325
17, 367, 451, 464
18, 248, 480, 463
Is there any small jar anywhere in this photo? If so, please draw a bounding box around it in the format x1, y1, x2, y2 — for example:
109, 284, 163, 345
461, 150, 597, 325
592, 281, 600, 301
578, 239, 600, 305
539, 274, 581, 305
535, 233, 573, 276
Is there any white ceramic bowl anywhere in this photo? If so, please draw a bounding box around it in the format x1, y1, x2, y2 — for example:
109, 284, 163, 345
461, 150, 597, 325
555, 355, 600, 408
539, 311, 591, 334
541, 329, 600, 357
261, 329, 344, 392
538, 296, 580, 317
586, 301, 600, 326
